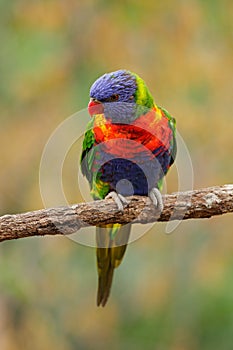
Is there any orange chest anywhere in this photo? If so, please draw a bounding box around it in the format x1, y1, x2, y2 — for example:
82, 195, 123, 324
93, 110, 172, 158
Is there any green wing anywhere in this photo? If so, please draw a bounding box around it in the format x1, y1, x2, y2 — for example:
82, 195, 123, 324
156, 106, 177, 190
80, 119, 110, 199
80, 119, 96, 184
159, 106, 177, 168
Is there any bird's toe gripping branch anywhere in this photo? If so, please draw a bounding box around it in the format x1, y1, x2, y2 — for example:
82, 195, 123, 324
105, 191, 130, 212
149, 188, 164, 213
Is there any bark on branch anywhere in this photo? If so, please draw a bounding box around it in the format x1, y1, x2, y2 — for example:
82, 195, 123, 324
0, 185, 232, 243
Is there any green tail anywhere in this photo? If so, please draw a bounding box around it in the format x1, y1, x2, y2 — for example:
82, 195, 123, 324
96, 224, 131, 307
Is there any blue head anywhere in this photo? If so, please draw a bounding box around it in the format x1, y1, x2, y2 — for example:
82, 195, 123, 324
88, 70, 139, 122
90, 70, 137, 103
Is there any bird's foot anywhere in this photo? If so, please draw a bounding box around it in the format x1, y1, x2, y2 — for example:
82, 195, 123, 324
105, 191, 130, 211
149, 188, 164, 213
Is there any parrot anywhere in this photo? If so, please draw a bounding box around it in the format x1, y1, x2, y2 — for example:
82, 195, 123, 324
80, 70, 176, 306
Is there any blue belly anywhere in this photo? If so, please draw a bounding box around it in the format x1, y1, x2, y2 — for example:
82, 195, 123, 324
98, 151, 171, 196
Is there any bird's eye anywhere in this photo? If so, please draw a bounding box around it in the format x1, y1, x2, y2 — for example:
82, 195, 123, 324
110, 94, 119, 101
101, 94, 119, 103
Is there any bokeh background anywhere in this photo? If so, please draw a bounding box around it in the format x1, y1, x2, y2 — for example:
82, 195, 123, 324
0, 1, 233, 349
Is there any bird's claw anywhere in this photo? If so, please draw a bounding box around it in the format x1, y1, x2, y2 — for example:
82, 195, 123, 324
105, 191, 130, 211
149, 188, 164, 213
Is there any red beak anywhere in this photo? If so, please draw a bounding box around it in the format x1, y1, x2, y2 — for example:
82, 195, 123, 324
88, 99, 104, 116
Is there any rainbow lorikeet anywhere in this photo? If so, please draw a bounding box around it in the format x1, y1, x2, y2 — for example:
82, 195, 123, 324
81, 70, 176, 306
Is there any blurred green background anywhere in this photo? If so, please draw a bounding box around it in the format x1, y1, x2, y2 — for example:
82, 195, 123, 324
0, 1, 233, 349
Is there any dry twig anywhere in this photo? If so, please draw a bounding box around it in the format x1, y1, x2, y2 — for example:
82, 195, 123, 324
0, 185, 232, 242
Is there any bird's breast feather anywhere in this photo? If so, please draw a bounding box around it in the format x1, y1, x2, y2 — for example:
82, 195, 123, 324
93, 108, 173, 159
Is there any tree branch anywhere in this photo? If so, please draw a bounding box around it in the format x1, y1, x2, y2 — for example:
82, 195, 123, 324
0, 185, 232, 242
